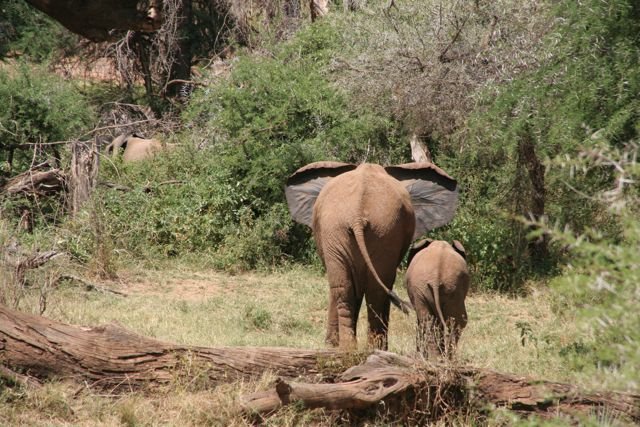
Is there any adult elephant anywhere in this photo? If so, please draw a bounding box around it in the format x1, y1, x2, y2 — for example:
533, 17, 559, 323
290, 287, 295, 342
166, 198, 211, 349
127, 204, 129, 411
285, 162, 458, 350
104, 134, 164, 163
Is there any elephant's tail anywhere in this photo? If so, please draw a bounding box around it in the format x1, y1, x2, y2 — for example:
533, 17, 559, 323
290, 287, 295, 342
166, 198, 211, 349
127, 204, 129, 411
429, 283, 447, 333
352, 223, 412, 314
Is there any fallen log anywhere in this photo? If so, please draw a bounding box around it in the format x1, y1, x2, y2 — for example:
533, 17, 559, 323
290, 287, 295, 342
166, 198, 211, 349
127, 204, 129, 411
242, 352, 640, 422
0, 304, 637, 423
0, 304, 352, 391
2, 163, 66, 196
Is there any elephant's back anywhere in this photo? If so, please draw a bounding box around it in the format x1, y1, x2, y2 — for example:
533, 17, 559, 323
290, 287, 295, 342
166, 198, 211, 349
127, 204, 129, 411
312, 164, 415, 274
313, 164, 413, 231
123, 138, 162, 162
407, 242, 469, 292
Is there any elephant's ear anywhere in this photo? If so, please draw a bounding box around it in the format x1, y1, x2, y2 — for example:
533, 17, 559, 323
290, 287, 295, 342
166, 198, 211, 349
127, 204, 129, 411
285, 161, 357, 227
407, 238, 433, 266
385, 162, 458, 240
452, 240, 467, 260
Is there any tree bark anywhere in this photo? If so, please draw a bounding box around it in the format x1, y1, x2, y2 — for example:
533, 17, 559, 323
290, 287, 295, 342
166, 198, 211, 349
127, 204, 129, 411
242, 351, 640, 423
518, 131, 548, 262
2, 163, 66, 196
310, 0, 329, 22
410, 134, 432, 163
24, 0, 162, 42
69, 141, 99, 216
0, 304, 637, 423
0, 304, 350, 391
166, 0, 193, 98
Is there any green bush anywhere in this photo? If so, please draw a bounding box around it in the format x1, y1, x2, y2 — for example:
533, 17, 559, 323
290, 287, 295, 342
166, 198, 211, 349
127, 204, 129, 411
0, 65, 94, 170
550, 143, 639, 392
0, 65, 95, 227
0, 0, 77, 61
82, 22, 407, 270
437, 0, 640, 291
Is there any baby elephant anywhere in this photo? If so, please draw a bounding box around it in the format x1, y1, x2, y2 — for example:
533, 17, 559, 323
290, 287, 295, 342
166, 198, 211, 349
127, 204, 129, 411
405, 239, 469, 359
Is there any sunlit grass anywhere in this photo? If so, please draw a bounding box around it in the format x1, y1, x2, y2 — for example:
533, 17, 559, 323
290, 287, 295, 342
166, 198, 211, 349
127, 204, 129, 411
2, 266, 591, 425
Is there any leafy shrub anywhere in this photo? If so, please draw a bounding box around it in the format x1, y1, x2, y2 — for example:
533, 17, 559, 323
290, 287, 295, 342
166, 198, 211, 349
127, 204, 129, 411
0, 65, 95, 228
243, 304, 273, 330
0, 0, 77, 61
435, 0, 640, 291
0, 65, 95, 171
549, 143, 639, 392
331, 0, 551, 140
83, 22, 407, 270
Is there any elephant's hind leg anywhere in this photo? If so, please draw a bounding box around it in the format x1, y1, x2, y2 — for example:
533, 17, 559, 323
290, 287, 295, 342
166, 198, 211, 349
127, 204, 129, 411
365, 288, 391, 350
326, 264, 361, 349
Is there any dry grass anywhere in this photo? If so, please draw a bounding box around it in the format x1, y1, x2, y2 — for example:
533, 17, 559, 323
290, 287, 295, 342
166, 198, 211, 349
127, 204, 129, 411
0, 265, 588, 426
331, 0, 551, 140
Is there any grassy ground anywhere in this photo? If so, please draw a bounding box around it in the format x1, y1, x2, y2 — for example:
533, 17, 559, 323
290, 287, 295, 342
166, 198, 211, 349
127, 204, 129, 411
1, 267, 586, 426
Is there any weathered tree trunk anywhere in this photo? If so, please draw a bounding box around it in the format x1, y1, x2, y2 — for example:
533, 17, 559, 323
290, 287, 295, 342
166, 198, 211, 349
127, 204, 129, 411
1, 305, 637, 423
410, 134, 432, 163
2, 163, 66, 196
284, 0, 301, 18
24, 0, 162, 41
166, 0, 193, 98
0, 304, 349, 391
69, 141, 99, 216
518, 131, 548, 262
243, 351, 640, 423
310, 0, 329, 22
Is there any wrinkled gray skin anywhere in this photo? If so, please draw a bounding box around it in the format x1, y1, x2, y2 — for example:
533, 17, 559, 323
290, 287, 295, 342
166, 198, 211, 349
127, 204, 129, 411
285, 162, 458, 350
405, 239, 469, 358
104, 134, 164, 162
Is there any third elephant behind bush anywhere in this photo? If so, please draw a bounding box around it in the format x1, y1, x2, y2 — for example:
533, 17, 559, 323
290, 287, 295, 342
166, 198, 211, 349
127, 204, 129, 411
105, 133, 172, 162
406, 239, 469, 359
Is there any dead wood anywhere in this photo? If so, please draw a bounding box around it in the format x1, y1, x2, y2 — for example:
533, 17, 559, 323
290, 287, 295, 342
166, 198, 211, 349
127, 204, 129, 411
242, 351, 640, 423
69, 141, 99, 216
0, 365, 42, 389
2, 164, 66, 197
0, 304, 349, 391
0, 305, 637, 423
57, 274, 128, 297
99, 182, 133, 192
410, 134, 432, 163
13, 251, 62, 288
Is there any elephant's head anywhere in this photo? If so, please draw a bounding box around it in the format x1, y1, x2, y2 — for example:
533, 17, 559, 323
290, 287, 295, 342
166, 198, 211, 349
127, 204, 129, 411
285, 161, 458, 239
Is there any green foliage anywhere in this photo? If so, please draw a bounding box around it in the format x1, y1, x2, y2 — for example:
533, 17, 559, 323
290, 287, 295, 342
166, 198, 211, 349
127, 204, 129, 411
549, 143, 639, 392
0, 65, 94, 169
83, 22, 406, 270
0, 65, 95, 227
442, 0, 640, 290
243, 304, 273, 331
0, 0, 77, 60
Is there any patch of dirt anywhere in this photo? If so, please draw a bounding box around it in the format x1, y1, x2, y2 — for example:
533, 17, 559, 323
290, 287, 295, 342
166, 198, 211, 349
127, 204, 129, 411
94, 268, 326, 304
103, 271, 243, 302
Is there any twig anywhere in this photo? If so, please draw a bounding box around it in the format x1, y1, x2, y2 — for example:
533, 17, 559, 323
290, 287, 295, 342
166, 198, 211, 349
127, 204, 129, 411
142, 179, 185, 193
99, 181, 133, 192
0, 366, 42, 389
59, 274, 128, 297
385, 0, 398, 13
15, 120, 160, 147
438, 15, 469, 63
